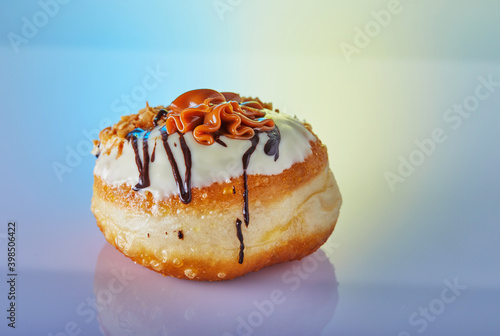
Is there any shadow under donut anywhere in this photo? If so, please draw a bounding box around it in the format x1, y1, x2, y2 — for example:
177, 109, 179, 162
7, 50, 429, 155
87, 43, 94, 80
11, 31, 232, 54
94, 243, 339, 336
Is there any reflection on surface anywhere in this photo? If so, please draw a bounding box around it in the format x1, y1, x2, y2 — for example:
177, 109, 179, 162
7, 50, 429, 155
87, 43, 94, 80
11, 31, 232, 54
94, 244, 338, 336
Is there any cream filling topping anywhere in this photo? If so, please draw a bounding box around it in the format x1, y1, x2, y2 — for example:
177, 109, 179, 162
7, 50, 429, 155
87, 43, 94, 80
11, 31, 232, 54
93, 110, 316, 200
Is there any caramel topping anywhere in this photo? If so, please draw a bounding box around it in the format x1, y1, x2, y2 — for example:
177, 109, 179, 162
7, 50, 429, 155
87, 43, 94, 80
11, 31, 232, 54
165, 89, 275, 145
97, 89, 276, 146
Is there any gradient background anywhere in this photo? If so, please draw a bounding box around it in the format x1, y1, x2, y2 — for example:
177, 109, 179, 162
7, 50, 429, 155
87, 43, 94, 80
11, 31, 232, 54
1, 0, 499, 335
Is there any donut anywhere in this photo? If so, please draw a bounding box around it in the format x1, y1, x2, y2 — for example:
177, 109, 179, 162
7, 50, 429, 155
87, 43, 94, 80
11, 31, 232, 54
91, 89, 342, 281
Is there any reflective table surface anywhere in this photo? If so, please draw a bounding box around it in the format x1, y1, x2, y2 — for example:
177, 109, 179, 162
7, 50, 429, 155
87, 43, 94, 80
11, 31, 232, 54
2, 1, 500, 333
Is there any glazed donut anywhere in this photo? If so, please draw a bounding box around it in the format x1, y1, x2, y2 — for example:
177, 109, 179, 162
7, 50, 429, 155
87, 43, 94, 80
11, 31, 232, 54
91, 89, 342, 281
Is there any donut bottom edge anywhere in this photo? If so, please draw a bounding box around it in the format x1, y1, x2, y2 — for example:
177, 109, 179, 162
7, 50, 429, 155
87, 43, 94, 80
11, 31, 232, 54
92, 168, 341, 281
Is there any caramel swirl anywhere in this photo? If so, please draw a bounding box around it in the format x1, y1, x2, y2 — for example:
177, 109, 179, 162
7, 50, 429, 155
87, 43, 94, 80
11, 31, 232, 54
98, 89, 276, 147
164, 89, 276, 145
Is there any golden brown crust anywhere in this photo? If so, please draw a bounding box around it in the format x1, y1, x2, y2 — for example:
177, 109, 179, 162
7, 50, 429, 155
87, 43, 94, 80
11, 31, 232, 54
93, 139, 329, 216
95, 214, 337, 281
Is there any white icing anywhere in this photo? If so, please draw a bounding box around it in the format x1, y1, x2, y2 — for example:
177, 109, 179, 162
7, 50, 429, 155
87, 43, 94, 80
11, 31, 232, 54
93, 110, 316, 200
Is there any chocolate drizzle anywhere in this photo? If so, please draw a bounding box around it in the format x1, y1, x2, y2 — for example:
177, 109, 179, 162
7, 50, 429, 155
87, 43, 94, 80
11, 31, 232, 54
151, 142, 157, 162
121, 90, 285, 265
214, 133, 228, 147
235, 219, 244, 264
242, 135, 260, 227
125, 124, 281, 264
215, 138, 227, 147
237, 126, 280, 261
264, 125, 281, 161
126, 128, 151, 191
154, 109, 168, 126
160, 127, 193, 204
